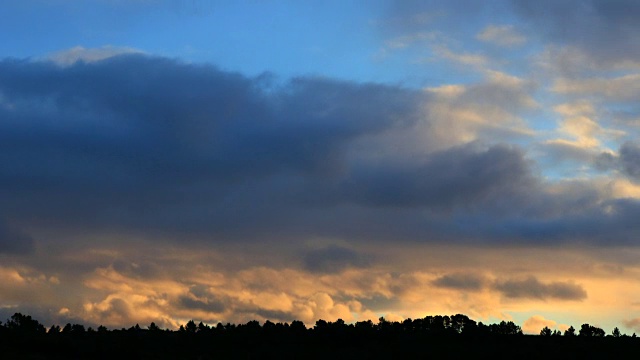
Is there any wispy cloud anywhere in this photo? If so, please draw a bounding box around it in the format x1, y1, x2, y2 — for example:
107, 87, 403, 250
477, 25, 526, 47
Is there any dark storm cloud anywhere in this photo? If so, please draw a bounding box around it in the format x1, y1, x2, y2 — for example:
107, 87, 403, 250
342, 144, 533, 209
302, 245, 370, 273
0, 53, 544, 246
472, 196, 640, 246
510, 0, 640, 67
494, 276, 587, 301
2, 53, 640, 247
0, 54, 423, 237
0, 55, 391, 185
432, 273, 488, 290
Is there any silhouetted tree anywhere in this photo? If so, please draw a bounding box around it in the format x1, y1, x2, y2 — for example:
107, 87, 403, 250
71, 324, 86, 334
612, 327, 621, 338
290, 320, 306, 332
6, 313, 46, 334
477, 321, 489, 334
490, 321, 522, 335
127, 324, 142, 332
424, 315, 451, 333
564, 326, 576, 336
594, 326, 605, 337
355, 319, 374, 332
315, 319, 328, 330
540, 326, 552, 336
185, 320, 197, 333
148, 322, 161, 331
331, 318, 346, 329
450, 314, 476, 334
579, 324, 605, 337
48, 324, 61, 334
244, 320, 261, 332
197, 321, 210, 333
377, 317, 391, 332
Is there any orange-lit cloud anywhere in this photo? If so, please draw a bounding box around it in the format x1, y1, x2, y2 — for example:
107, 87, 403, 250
522, 315, 557, 334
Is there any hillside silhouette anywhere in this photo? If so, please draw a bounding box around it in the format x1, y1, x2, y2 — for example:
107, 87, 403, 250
0, 312, 636, 359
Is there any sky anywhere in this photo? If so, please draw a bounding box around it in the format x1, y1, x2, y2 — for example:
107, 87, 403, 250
1, 0, 640, 334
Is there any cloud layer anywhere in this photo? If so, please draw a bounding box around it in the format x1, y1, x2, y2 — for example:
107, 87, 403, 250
0, 53, 639, 250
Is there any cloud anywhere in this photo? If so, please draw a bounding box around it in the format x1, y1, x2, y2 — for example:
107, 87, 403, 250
432, 273, 488, 290
608, 178, 640, 200
432, 272, 588, 303
0, 50, 588, 248
422, 71, 536, 148
382, 0, 508, 36
45, 46, 144, 67
178, 294, 226, 314
545, 112, 625, 152
476, 25, 526, 47
79, 262, 384, 326
0, 266, 58, 307
544, 100, 627, 158
522, 315, 557, 334
538, 141, 613, 173
623, 317, 640, 332
0, 52, 424, 239
1, 50, 639, 252
3, 241, 638, 330
511, 0, 640, 68
303, 246, 370, 273
432, 46, 489, 68
85, 297, 134, 326
550, 141, 640, 184
342, 143, 534, 210
552, 74, 640, 102
494, 276, 587, 301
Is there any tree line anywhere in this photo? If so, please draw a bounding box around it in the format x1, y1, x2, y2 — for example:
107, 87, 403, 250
0, 312, 636, 359
1, 312, 629, 337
